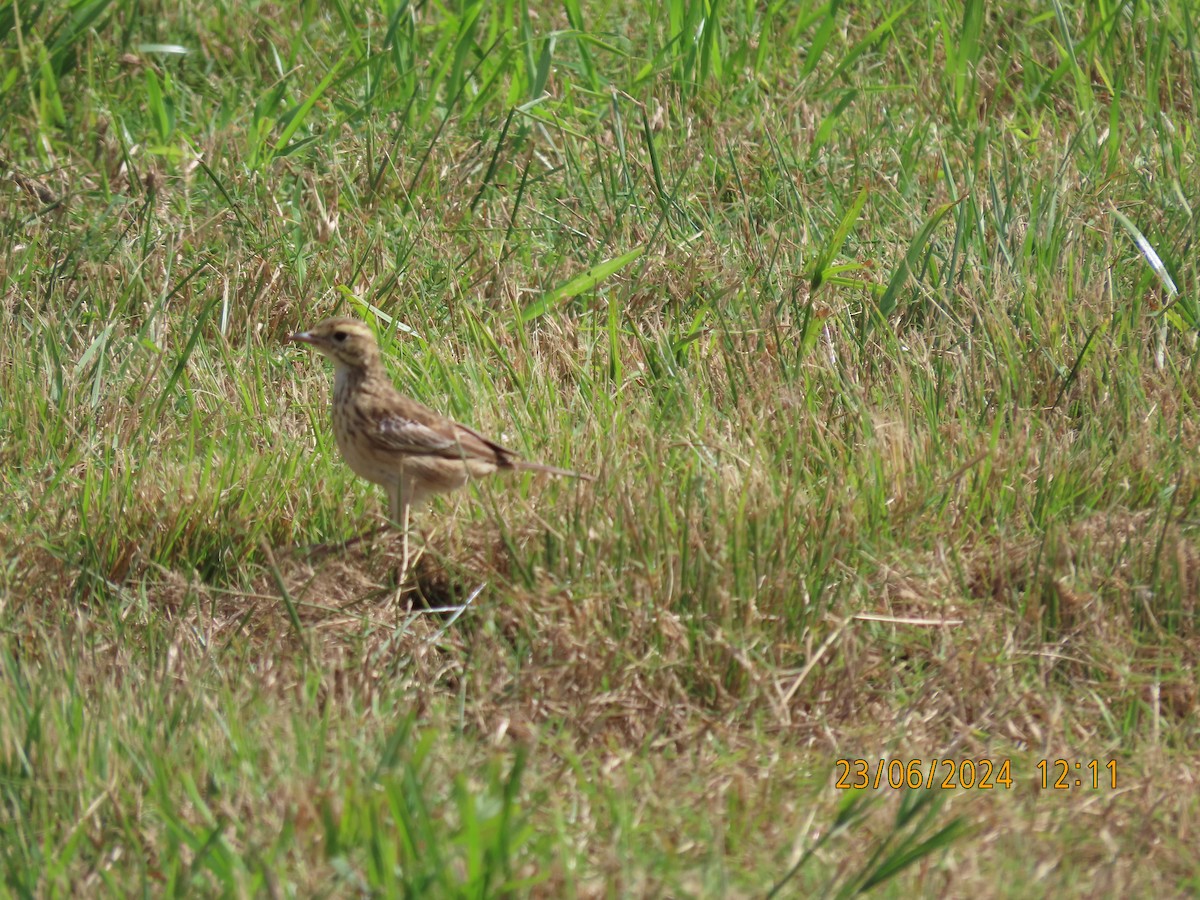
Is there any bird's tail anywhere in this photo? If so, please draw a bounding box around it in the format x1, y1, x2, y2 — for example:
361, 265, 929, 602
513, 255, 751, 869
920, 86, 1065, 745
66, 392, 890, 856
510, 459, 596, 481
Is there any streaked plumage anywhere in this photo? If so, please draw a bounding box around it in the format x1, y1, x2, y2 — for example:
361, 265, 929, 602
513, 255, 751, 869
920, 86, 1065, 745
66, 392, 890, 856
288, 317, 589, 530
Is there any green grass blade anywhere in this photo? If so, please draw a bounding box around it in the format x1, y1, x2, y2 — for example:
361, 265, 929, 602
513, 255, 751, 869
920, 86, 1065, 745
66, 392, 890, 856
521, 246, 645, 322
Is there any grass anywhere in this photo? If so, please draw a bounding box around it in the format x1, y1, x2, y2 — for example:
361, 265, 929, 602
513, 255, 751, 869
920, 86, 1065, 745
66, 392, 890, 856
2, 0, 1200, 894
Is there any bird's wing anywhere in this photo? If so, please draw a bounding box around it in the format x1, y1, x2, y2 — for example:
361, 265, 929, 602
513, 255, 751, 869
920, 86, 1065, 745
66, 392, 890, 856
366, 408, 508, 463
353, 375, 515, 463
449, 420, 519, 462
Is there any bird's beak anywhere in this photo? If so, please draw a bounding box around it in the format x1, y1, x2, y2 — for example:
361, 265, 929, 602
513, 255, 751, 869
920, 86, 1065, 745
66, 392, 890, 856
288, 331, 316, 345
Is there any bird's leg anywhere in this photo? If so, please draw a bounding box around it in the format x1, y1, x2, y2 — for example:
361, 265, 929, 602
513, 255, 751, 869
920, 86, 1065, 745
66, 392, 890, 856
400, 502, 411, 582
388, 477, 413, 581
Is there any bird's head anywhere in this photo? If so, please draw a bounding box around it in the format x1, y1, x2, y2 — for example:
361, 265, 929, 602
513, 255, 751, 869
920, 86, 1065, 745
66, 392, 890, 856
288, 317, 381, 371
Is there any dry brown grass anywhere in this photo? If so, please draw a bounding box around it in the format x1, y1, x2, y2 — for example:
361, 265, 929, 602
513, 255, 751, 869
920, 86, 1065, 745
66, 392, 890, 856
4, 2, 1200, 893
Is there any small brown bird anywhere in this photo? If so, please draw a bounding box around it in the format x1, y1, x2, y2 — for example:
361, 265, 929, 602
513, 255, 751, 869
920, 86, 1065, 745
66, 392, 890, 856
289, 316, 590, 560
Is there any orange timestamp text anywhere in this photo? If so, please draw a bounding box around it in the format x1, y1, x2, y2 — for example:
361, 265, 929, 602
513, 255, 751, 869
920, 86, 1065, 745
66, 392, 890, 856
835, 758, 1014, 790
834, 758, 1118, 791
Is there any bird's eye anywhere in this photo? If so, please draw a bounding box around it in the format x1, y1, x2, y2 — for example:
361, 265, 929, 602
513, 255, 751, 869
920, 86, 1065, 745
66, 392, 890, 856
333, 331, 347, 342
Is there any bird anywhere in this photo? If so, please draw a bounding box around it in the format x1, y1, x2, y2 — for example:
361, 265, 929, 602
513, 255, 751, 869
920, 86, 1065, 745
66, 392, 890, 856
288, 316, 591, 568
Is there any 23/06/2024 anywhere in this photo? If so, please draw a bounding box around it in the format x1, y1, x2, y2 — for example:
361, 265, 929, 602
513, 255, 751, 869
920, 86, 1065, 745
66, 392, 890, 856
834, 759, 1118, 791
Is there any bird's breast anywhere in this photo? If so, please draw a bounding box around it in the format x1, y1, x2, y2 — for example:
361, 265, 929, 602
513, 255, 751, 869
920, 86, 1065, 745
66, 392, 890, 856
331, 376, 397, 487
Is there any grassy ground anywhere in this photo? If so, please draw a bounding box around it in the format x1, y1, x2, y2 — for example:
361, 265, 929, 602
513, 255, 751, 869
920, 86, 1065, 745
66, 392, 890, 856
3, 0, 1200, 895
